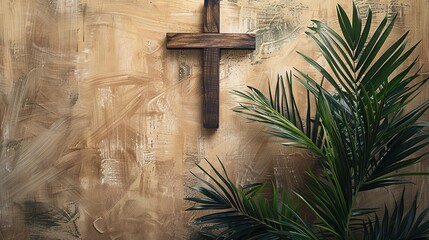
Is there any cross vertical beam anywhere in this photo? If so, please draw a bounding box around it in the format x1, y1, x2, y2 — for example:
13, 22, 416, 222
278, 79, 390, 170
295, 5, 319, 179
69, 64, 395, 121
203, 0, 220, 128
204, 0, 219, 33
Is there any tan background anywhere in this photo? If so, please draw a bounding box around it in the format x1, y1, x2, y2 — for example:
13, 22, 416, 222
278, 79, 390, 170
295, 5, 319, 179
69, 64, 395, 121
0, 0, 428, 239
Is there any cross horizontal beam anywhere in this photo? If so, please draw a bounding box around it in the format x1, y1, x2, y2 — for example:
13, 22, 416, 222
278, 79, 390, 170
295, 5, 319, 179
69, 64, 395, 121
166, 33, 256, 49
166, 0, 256, 128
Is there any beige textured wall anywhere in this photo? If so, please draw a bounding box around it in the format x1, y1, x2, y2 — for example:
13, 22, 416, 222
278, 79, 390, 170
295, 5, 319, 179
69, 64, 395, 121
0, 0, 428, 239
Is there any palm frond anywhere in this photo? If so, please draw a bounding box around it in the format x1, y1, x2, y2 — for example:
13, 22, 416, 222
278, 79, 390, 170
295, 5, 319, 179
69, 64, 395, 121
186, 158, 315, 240
296, 3, 429, 237
298, 2, 429, 191
232, 73, 324, 157
363, 190, 429, 240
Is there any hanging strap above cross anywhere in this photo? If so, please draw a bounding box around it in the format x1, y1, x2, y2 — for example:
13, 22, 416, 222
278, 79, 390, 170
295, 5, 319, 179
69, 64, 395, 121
166, 0, 256, 128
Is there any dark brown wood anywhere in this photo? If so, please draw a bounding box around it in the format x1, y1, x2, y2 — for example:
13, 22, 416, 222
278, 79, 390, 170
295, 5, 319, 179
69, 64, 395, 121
202, 0, 220, 128
166, 0, 256, 128
166, 33, 256, 49
204, 0, 219, 33
203, 48, 220, 128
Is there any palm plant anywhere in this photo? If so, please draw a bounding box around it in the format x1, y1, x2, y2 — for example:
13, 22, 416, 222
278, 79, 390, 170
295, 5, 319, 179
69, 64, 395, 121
187, 3, 429, 239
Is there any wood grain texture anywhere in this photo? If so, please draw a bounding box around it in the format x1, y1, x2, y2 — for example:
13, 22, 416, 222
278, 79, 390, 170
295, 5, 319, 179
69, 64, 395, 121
166, 33, 256, 49
204, 0, 220, 33
203, 48, 220, 128
203, 0, 220, 129
203, 0, 220, 128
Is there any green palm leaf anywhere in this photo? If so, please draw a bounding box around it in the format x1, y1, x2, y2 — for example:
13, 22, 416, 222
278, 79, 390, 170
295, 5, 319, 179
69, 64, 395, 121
296, 4, 428, 237
232, 73, 324, 157
186, 158, 314, 240
363, 190, 429, 240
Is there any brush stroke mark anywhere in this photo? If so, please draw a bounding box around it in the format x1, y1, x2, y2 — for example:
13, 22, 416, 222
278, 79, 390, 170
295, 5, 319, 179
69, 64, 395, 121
355, 0, 409, 25
226, 0, 308, 63
78, 1, 190, 238
23, 201, 80, 239
0, 0, 82, 238
179, 62, 192, 80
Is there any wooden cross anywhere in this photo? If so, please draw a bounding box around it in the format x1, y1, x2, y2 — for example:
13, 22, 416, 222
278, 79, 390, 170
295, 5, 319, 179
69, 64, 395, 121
166, 0, 256, 128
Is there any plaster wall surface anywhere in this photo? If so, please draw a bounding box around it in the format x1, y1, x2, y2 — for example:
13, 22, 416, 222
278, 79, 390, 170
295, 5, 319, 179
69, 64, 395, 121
0, 0, 428, 239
